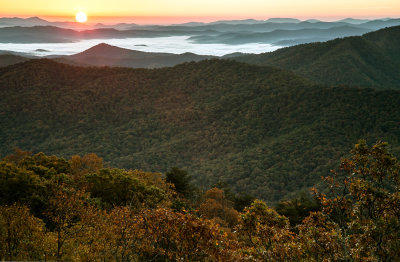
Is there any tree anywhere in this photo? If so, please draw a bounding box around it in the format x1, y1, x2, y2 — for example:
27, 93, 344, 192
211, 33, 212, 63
45, 187, 92, 260
2, 148, 31, 163
137, 207, 239, 261
0, 161, 46, 217
0, 203, 55, 261
232, 193, 255, 212
297, 211, 344, 261
211, 182, 255, 212
236, 200, 301, 261
69, 153, 103, 180
84, 169, 169, 209
77, 206, 143, 262
275, 192, 320, 227
165, 167, 192, 198
0, 161, 39, 205
310, 140, 400, 261
199, 187, 239, 228
76, 206, 240, 261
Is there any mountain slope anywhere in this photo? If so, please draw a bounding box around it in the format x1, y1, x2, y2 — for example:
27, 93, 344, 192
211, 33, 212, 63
1, 59, 400, 202
234, 26, 400, 88
0, 43, 216, 69
64, 43, 216, 68
0, 54, 30, 67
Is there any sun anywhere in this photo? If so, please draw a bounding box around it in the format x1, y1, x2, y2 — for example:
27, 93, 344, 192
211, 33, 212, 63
75, 12, 87, 23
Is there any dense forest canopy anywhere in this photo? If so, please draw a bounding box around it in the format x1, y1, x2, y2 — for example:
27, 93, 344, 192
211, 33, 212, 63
235, 26, 400, 89
1, 58, 400, 202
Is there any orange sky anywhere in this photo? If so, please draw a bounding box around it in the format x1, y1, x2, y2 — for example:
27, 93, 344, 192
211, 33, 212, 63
0, 0, 399, 24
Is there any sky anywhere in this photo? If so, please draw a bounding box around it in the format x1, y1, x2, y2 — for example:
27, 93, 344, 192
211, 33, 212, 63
0, 0, 399, 24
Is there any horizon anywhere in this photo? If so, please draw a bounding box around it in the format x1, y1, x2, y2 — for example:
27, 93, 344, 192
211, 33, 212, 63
1, 14, 399, 25
0, 0, 399, 25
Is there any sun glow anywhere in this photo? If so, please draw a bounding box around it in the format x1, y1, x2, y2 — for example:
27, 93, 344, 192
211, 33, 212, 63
0, 0, 399, 23
75, 11, 87, 23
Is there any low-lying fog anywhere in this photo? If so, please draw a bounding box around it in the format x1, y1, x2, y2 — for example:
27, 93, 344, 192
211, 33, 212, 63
0, 36, 280, 57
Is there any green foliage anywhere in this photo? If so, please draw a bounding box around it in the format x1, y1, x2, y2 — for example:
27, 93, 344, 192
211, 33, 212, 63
85, 169, 169, 209
0, 151, 74, 217
0, 161, 43, 205
275, 192, 320, 227
235, 26, 400, 89
0, 151, 173, 217
231, 193, 255, 212
165, 167, 192, 198
1, 59, 400, 202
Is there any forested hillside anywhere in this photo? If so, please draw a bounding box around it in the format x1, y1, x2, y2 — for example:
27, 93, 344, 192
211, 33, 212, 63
1, 59, 399, 201
235, 26, 400, 88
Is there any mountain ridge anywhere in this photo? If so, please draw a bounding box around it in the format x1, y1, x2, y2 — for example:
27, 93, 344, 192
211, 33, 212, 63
1, 18, 399, 45
234, 26, 400, 88
65, 43, 216, 68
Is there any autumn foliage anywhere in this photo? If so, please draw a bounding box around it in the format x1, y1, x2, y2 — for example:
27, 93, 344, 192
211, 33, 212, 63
0, 140, 399, 261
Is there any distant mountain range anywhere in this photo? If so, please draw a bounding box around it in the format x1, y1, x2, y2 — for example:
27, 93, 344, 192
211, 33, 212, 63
0, 26, 181, 43
188, 26, 372, 46
0, 16, 399, 47
0, 16, 92, 30
2, 25, 399, 89
0, 16, 50, 27
0, 16, 391, 29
